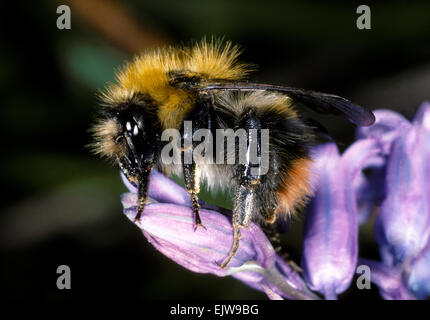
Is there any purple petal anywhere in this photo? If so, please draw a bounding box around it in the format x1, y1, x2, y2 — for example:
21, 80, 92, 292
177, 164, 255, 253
261, 282, 284, 300
121, 190, 317, 299
407, 241, 430, 299
353, 110, 410, 224
233, 256, 320, 300
358, 258, 416, 300
120, 163, 322, 300
230, 261, 319, 300
412, 101, 430, 131
302, 140, 381, 299
122, 193, 276, 274
375, 126, 430, 266
121, 170, 192, 206
271, 256, 319, 299
341, 139, 382, 181
307, 142, 340, 186
356, 109, 411, 155
354, 165, 386, 224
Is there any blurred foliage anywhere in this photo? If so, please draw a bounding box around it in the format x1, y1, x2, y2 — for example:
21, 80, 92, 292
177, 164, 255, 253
0, 0, 429, 300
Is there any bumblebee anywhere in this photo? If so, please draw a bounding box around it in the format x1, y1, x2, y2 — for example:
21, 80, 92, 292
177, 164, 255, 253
90, 40, 375, 268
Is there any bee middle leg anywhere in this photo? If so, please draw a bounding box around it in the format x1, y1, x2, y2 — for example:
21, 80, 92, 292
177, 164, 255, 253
183, 162, 206, 230
181, 96, 214, 231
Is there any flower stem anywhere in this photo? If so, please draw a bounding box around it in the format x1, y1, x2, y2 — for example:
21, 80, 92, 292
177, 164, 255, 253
228, 261, 320, 300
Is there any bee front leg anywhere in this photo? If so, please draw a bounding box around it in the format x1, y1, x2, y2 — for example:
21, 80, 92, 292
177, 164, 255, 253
118, 155, 154, 223
135, 165, 153, 222
183, 162, 206, 231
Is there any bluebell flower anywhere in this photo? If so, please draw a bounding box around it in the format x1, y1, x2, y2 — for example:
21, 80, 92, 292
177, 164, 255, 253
407, 242, 430, 299
358, 258, 416, 300
356, 101, 430, 299
121, 170, 319, 300
356, 103, 430, 266
301, 139, 381, 299
116, 102, 430, 300
374, 105, 430, 266
354, 109, 412, 224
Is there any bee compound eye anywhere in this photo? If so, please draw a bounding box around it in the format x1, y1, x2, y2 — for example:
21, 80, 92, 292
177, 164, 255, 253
133, 125, 139, 136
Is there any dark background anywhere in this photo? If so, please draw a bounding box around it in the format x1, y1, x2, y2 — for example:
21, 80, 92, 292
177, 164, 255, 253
0, 0, 429, 300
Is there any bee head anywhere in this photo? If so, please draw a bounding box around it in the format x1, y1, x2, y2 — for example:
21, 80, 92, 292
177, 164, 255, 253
90, 95, 162, 182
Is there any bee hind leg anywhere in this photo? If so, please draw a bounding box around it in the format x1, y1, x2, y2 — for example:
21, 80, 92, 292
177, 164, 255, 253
219, 108, 266, 268
218, 184, 259, 268
218, 224, 242, 269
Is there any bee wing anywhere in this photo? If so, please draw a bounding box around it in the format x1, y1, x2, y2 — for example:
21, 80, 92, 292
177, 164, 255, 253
199, 82, 375, 126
